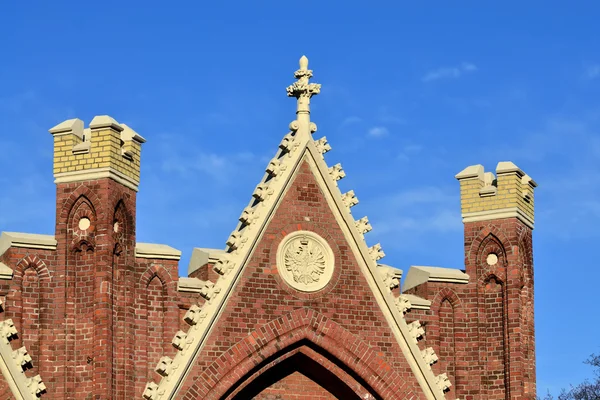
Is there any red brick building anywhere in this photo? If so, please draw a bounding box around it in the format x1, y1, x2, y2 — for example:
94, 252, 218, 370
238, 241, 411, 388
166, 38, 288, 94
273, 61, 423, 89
0, 57, 536, 399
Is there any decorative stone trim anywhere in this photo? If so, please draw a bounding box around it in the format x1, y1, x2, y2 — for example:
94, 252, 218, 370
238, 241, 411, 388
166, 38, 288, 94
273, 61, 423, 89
314, 137, 331, 154
341, 190, 359, 210
422, 347, 439, 367
401, 293, 432, 310
355, 217, 372, 236
407, 321, 425, 344
0, 302, 47, 399
461, 206, 534, 229
145, 57, 451, 400
0, 232, 57, 257
328, 163, 345, 181
0, 263, 13, 280
54, 167, 140, 192
368, 243, 385, 262
276, 230, 335, 293
403, 265, 469, 292
135, 243, 181, 260
435, 373, 452, 393
376, 264, 402, 292
395, 295, 412, 314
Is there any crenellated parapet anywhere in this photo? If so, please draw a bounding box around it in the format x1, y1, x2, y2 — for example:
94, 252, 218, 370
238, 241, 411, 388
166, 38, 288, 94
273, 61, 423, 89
455, 161, 537, 228
49, 116, 146, 192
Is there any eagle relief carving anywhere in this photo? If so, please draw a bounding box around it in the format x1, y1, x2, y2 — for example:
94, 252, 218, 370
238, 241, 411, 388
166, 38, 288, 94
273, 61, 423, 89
284, 237, 326, 285
277, 231, 334, 292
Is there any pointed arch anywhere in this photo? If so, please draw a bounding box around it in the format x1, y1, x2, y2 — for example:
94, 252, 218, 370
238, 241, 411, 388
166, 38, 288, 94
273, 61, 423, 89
482, 273, 509, 398
59, 184, 103, 224
430, 288, 461, 399
10, 255, 51, 377
184, 308, 417, 400
136, 265, 177, 393
475, 232, 508, 283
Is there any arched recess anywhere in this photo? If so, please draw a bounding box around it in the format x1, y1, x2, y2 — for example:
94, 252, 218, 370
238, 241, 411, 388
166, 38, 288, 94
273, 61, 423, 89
11, 255, 51, 376
482, 274, 508, 399
65, 193, 98, 395
429, 288, 462, 398
111, 199, 135, 397
136, 265, 175, 394
517, 232, 535, 396
228, 342, 368, 400
184, 309, 418, 400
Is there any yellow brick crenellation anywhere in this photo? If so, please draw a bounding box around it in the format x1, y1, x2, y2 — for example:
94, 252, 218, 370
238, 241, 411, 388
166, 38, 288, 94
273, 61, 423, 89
49, 116, 146, 188
455, 162, 537, 224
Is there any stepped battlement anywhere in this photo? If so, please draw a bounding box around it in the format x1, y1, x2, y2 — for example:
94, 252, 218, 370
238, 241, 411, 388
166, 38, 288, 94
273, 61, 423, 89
455, 161, 537, 228
49, 116, 146, 191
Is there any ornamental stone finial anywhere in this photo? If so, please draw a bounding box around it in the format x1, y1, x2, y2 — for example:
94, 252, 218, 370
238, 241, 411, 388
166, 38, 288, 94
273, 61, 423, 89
286, 56, 321, 136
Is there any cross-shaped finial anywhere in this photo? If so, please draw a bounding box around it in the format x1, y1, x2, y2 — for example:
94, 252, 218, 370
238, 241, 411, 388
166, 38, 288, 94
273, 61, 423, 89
286, 56, 321, 127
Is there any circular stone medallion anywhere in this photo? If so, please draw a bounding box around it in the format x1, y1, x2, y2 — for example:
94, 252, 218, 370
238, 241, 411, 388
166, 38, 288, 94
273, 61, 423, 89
276, 230, 334, 292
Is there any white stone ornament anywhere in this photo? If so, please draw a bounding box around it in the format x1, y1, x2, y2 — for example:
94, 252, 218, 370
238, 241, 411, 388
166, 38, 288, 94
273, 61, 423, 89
184, 305, 206, 326
0, 319, 17, 343
155, 356, 173, 377
395, 295, 412, 314
328, 163, 346, 181
355, 217, 372, 236
436, 373, 452, 393
408, 321, 425, 344
12, 347, 32, 369
214, 259, 234, 276
26, 375, 46, 396
266, 158, 286, 177
341, 190, 359, 209
200, 281, 221, 301
171, 330, 188, 350
368, 243, 385, 261
277, 231, 334, 292
315, 137, 331, 154
226, 232, 247, 251
143, 382, 160, 400
239, 207, 259, 226
252, 183, 274, 202
422, 347, 439, 366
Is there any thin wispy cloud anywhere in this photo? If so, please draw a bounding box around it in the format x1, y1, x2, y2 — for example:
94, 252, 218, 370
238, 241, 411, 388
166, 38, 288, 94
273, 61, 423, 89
585, 64, 600, 79
422, 62, 478, 82
368, 126, 389, 137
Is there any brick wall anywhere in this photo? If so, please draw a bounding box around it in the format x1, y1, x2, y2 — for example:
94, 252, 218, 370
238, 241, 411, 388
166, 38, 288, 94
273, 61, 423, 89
173, 160, 426, 400
405, 217, 536, 400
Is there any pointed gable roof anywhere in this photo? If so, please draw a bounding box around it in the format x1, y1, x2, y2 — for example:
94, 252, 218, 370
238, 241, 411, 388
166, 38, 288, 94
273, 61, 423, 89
143, 57, 451, 400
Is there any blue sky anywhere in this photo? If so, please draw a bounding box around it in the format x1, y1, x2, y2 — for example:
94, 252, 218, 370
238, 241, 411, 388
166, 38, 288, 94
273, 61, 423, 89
1, 1, 599, 396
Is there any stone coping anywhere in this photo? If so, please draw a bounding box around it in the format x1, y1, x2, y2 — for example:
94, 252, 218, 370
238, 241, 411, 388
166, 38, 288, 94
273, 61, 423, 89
177, 277, 205, 293
0, 232, 57, 257
188, 247, 228, 276
401, 293, 432, 310
402, 266, 469, 292
135, 243, 181, 260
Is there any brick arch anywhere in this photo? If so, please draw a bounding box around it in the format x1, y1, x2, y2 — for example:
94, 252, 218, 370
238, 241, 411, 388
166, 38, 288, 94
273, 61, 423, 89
139, 264, 176, 290
136, 265, 179, 394
185, 308, 416, 400
59, 185, 103, 224
475, 233, 508, 283
13, 254, 51, 281
227, 343, 376, 400
469, 223, 513, 255
10, 255, 50, 377
66, 194, 98, 252
430, 288, 462, 399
